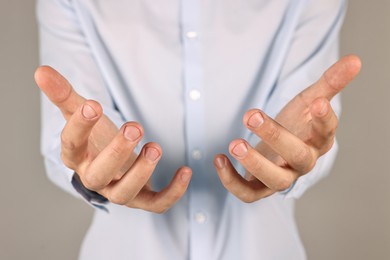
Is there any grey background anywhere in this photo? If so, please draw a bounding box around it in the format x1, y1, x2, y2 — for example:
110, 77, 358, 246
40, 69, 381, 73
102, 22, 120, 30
0, 1, 388, 259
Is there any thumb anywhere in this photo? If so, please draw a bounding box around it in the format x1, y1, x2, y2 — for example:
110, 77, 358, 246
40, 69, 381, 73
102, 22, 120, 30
303, 54, 362, 101
34, 65, 85, 120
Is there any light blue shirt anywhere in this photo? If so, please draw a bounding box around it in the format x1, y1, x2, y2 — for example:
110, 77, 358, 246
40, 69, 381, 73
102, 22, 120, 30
37, 0, 346, 259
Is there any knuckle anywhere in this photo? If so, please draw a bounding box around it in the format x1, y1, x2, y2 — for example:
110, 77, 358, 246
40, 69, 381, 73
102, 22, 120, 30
318, 115, 338, 139
169, 191, 182, 203
326, 125, 337, 138
108, 192, 130, 206
274, 176, 294, 192
133, 171, 150, 184
150, 192, 183, 214
162, 189, 184, 206
61, 132, 76, 151
293, 146, 314, 171
109, 145, 124, 160
220, 173, 234, 188
319, 138, 335, 155
325, 138, 335, 152
83, 172, 106, 191
60, 152, 76, 169
152, 205, 168, 214
265, 123, 281, 143
240, 192, 256, 203
248, 158, 263, 174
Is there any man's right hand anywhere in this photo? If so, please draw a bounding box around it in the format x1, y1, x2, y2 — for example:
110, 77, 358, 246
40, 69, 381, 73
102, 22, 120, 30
35, 66, 191, 213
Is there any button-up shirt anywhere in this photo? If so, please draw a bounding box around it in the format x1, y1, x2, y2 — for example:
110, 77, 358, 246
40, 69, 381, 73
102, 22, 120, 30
37, 0, 346, 259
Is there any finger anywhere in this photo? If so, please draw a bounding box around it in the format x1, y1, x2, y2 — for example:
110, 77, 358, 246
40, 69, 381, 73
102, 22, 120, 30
128, 167, 192, 213
244, 109, 317, 173
61, 100, 102, 169
229, 139, 299, 191
214, 154, 274, 202
302, 55, 361, 101
81, 122, 143, 191
34, 66, 85, 120
104, 143, 163, 205
309, 98, 338, 154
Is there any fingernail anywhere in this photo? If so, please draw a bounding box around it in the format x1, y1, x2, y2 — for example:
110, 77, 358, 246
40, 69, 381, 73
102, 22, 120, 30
248, 112, 264, 128
145, 147, 160, 162
232, 142, 248, 157
124, 125, 141, 141
82, 104, 97, 119
180, 169, 191, 183
214, 157, 226, 169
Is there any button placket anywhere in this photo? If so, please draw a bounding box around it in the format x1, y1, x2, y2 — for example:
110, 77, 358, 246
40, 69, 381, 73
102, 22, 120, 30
180, 0, 213, 258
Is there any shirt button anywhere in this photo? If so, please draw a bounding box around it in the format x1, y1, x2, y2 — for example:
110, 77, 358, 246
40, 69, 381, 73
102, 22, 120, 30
191, 149, 202, 160
194, 212, 207, 224
186, 31, 198, 39
189, 89, 201, 101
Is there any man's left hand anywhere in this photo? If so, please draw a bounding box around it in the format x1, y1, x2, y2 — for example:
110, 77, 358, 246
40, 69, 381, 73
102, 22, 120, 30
214, 55, 361, 202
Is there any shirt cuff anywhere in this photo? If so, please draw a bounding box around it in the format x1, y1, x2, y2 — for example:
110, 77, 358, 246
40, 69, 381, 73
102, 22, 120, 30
71, 172, 109, 212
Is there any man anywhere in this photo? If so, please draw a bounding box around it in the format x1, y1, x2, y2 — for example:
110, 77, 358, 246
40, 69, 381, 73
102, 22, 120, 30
35, 0, 360, 259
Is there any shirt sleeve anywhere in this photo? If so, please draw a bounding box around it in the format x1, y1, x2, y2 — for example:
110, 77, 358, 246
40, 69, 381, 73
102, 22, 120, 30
36, 0, 125, 208
263, 0, 348, 198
